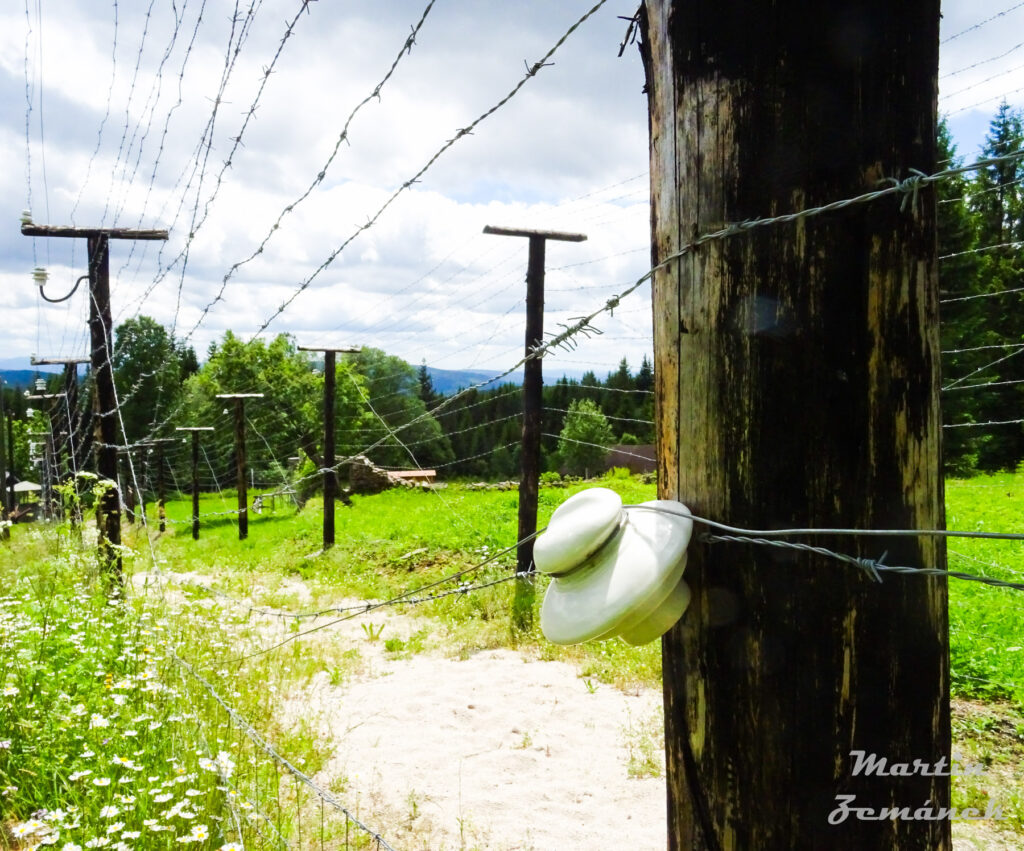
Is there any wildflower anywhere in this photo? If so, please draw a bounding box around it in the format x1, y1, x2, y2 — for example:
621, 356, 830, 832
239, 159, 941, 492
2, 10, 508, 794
11, 822, 35, 838
190, 825, 209, 841
221, 844, 244, 851
153, 792, 173, 803
89, 714, 110, 729
184, 789, 202, 797
68, 770, 92, 781
70, 704, 87, 716
0, 739, 10, 749
3, 685, 19, 696
61, 844, 83, 851
93, 777, 112, 787
121, 831, 140, 839
84, 839, 110, 848
105, 822, 124, 834
115, 794, 135, 804
99, 806, 119, 818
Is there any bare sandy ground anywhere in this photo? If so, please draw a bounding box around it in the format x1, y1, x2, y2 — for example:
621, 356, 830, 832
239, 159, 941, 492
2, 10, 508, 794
281, 609, 666, 851
144, 572, 1018, 850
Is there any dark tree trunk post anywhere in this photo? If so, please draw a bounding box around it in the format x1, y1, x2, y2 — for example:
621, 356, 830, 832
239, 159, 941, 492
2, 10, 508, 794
88, 234, 123, 577
22, 225, 168, 577
642, 1, 949, 848
177, 427, 213, 540
323, 350, 337, 548
298, 345, 359, 551
215, 394, 263, 541
235, 399, 248, 540
192, 432, 200, 540
483, 225, 587, 631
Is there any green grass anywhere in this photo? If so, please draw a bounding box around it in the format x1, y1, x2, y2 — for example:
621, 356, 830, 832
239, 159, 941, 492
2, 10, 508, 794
3, 470, 1024, 846
946, 473, 1024, 705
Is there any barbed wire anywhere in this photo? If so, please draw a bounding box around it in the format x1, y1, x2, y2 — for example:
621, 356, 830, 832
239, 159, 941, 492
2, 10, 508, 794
201, 0, 438, 319
942, 1, 1024, 44
248, 0, 611, 339
940, 38, 1024, 79
172, 650, 398, 851
201, 529, 537, 666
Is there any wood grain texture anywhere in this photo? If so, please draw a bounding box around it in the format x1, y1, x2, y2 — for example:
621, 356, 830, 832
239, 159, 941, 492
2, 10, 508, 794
643, 1, 949, 847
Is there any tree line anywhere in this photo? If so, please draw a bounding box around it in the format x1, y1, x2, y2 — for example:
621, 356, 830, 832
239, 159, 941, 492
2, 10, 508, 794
938, 104, 1024, 474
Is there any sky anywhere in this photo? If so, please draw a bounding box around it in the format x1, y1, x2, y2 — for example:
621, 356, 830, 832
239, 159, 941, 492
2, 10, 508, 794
1, 0, 1022, 386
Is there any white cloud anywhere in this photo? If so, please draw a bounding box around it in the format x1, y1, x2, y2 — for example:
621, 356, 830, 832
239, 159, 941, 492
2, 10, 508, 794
2, 0, 1022, 388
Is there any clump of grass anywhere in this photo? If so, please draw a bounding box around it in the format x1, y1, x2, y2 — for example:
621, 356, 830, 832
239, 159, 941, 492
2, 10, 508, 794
622, 708, 665, 779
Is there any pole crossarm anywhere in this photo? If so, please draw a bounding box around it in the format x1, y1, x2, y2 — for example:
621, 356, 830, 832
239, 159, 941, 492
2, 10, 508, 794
296, 346, 362, 353
20, 225, 168, 240
175, 427, 215, 431
215, 394, 266, 399
482, 225, 587, 242
25, 393, 67, 401
30, 357, 90, 365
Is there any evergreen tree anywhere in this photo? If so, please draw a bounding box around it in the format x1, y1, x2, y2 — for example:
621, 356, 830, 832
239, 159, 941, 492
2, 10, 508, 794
556, 399, 614, 477
964, 104, 1024, 468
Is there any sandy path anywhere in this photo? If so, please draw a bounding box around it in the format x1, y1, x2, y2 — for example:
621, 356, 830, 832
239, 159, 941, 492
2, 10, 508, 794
281, 611, 666, 851
146, 572, 1016, 850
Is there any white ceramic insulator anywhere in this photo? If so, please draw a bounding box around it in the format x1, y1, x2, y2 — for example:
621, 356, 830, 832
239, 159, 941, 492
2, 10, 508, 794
534, 488, 693, 646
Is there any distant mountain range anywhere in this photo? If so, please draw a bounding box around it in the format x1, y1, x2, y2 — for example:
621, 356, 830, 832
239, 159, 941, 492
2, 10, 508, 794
1, 363, 590, 395
425, 367, 520, 395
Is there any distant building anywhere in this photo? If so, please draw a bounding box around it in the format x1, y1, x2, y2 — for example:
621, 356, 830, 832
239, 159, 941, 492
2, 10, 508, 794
604, 444, 656, 474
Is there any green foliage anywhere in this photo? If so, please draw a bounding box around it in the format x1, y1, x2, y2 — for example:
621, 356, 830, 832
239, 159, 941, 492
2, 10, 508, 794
181, 331, 368, 491
112, 315, 197, 445
349, 348, 453, 470
557, 399, 615, 477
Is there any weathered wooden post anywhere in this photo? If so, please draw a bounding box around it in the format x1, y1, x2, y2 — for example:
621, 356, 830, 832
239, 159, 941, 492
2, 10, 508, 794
216, 394, 264, 540
298, 345, 361, 549
482, 225, 587, 629
21, 224, 168, 577
641, 1, 948, 847
176, 427, 214, 540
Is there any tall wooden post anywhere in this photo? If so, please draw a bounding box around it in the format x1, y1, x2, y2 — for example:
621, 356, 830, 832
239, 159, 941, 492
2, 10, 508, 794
216, 394, 263, 540
31, 357, 89, 476
642, 2, 948, 848
21, 224, 168, 577
483, 225, 587, 628
298, 345, 361, 550
176, 427, 213, 540
26, 392, 67, 522
0, 378, 8, 521
5, 410, 15, 513
141, 438, 176, 532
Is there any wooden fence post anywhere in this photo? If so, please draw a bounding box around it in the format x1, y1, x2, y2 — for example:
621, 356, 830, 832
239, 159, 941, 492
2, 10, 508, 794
642, 1, 949, 847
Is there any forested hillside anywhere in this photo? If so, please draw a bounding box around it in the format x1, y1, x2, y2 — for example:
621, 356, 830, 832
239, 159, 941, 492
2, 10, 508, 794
939, 105, 1024, 473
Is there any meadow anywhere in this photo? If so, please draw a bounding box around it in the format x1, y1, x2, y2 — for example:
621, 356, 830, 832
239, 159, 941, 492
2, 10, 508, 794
1, 471, 1022, 848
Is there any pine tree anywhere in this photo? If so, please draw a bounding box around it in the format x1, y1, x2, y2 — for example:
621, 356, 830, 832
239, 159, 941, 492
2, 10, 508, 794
965, 104, 1024, 468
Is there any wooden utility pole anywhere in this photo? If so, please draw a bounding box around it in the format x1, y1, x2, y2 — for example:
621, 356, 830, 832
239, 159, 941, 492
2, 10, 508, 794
21, 224, 168, 576
0, 378, 8, 522
641, 2, 947, 848
140, 438, 176, 532
216, 394, 263, 540
483, 225, 587, 627
26, 392, 67, 522
176, 427, 214, 540
31, 357, 89, 473
298, 345, 361, 550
